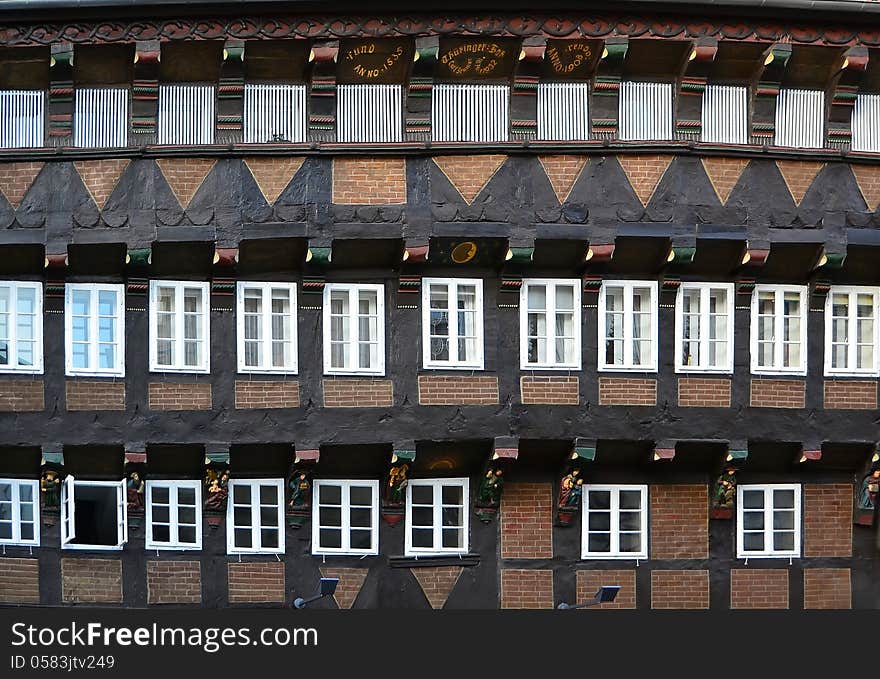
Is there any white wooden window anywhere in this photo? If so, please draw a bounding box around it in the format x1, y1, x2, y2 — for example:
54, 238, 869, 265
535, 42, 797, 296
431, 84, 509, 142
0, 281, 43, 374
618, 81, 673, 141
775, 88, 824, 148
157, 84, 215, 145
405, 478, 468, 556
851, 94, 880, 153
243, 83, 307, 143
824, 286, 880, 376
701, 85, 748, 144
737, 484, 801, 559
149, 281, 210, 373
537, 82, 590, 141
674, 283, 735, 373
145, 480, 202, 550
750, 285, 808, 375
422, 278, 484, 370
237, 282, 297, 374
226, 479, 284, 554
0, 478, 40, 546
311, 480, 379, 555
60, 477, 127, 550
322, 283, 385, 375
520, 279, 581, 370
65, 283, 125, 377
0, 90, 44, 148
337, 84, 404, 143
581, 485, 648, 560
599, 280, 658, 372
74, 88, 128, 148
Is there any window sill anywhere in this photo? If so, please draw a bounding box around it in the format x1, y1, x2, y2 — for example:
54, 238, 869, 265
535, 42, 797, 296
149, 367, 211, 375
823, 372, 879, 379
421, 365, 486, 372
674, 368, 734, 376
390, 554, 480, 568
0, 369, 43, 376
66, 372, 125, 379
750, 371, 808, 378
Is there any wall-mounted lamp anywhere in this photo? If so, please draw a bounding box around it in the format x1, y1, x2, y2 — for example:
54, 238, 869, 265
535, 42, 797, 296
293, 578, 339, 609
557, 585, 620, 609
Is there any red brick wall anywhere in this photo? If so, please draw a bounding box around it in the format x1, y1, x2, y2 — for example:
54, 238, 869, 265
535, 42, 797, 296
677, 377, 731, 407
823, 380, 878, 409
227, 563, 285, 604
730, 569, 789, 609
803, 569, 851, 609
803, 484, 852, 557
319, 567, 368, 609
0, 380, 44, 411
651, 570, 710, 609
650, 485, 708, 559
432, 155, 506, 203
500, 483, 553, 559
749, 379, 805, 408
234, 380, 299, 409
66, 380, 125, 411
147, 561, 202, 605
598, 377, 657, 406
322, 379, 393, 407
500, 569, 553, 609
537, 155, 588, 203
576, 569, 636, 609
332, 158, 406, 204
617, 155, 673, 205
148, 382, 212, 410
74, 159, 130, 209
411, 566, 463, 609
0, 557, 40, 604
776, 160, 824, 205
0, 161, 43, 207
156, 158, 216, 209
62, 558, 122, 604
418, 375, 498, 405
520, 376, 579, 405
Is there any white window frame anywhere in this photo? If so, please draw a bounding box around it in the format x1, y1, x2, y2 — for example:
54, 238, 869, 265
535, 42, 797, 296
750, 284, 808, 376
0, 281, 43, 374
580, 484, 648, 560
64, 283, 125, 377
322, 283, 385, 376
148, 280, 211, 374
824, 285, 880, 377
422, 278, 485, 370
236, 281, 298, 374
145, 479, 202, 551
519, 278, 582, 370
0, 478, 40, 546
60, 477, 128, 551
311, 479, 379, 556
404, 478, 469, 557
226, 478, 285, 555
674, 282, 735, 374
736, 483, 801, 559
598, 280, 659, 372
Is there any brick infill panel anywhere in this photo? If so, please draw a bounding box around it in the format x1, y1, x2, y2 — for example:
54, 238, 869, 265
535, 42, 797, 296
235, 380, 299, 409
322, 379, 393, 407
598, 377, 657, 406
332, 157, 406, 205
803, 569, 851, 609
677, 377, 731, 407
0, 380, 44, 411
0, 557, 40, 604
823, 380, 878, 410
500, 483, 553, 558
651, 570, 710, 609
227, 562, 285, 604
418, 375, 499, 405
148, 382, 212, 410
66, 380, 125, 411
749, 378, 805, 408
520, 375, 579, 405
500, 569, 554, 609
147, 561, 202, 605
650, 484, 708, 559
61, 558, 122, 604
804, 484, 852, 557
576, 570, 636, 609
730, 569, 789, 609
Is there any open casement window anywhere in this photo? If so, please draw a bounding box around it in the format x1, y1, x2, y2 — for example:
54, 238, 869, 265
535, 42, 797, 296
422, 279, 484, 370
0, 281, 43, 374
404, 478, 469, 556
145, 480, 202, 551
65, 283, 125, 377
149, 281, 210, 373
520, 279, 581, 370
598, 280, 658, 372
311, 480, 379, 556
824, 286, 880, 377
322, 284, 385, 376
674, 283, 735, 374
580, 485, 648, 560
236, 282, 297, 374
0, 478, 40, 546
60, 477, 127, 550
226, 479, 285, 555
750, 285, 808, 376
736, 484, 801, 559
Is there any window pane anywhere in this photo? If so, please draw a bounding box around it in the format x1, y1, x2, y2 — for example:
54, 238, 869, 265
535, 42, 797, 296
619, 511, 641, 531
742, 490, 764, 509
350, 508, 372, 528
441, 528, 463, 548
411, 485, 432, 505
260, 506, 278, 527
179, 526, 196, 544
178, 507, 196, 525
588, 533, 610, 552
412, 528, 433, 548
619, 490, 642, 510
742, 511, 764, 530
743, 532, 764, 551
260, 528, 278, 548
320, 528, 342, 548
152, 506, 170, 523
319, 484, 342, 505
320, 507, 342, 527
152, 486, 170, 503
153, 524, 170, 543
234, 528, 251, 548
773, 489, 795, 509
588, 511, 610, 531
259, 484, 277, 505
19, 484, 33, 502
619, 533, 641, 553
178, 487, 195, 505
349, 485, 372, 506
773, 510, 795, 530
441, 485, 462, 505
773, 531, 794, 551
20, 523, 34, 541
588, 491, 610, 510
350, 529, 372, 550
411, 507, 433, 527
441, 507, 462, 528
